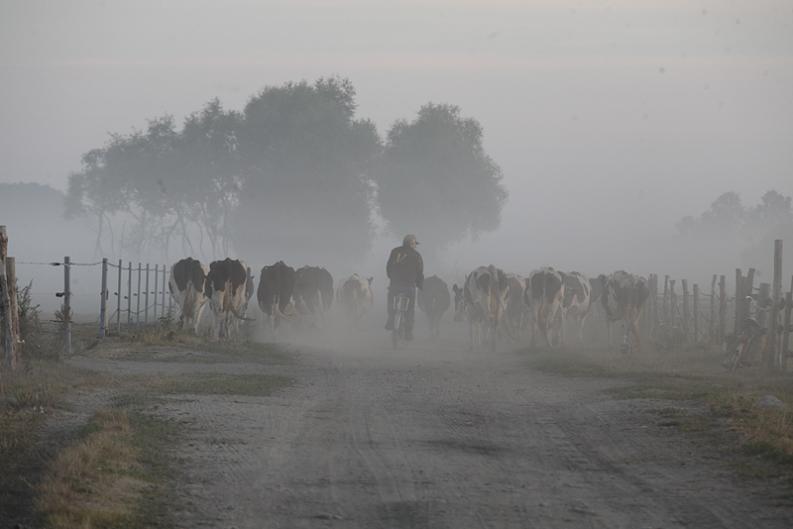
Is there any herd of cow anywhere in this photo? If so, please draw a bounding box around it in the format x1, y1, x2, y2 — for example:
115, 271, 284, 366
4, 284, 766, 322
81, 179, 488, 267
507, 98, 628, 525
168, 256, 649, 353
448, 266, 650, 353
168, 257, 373, 339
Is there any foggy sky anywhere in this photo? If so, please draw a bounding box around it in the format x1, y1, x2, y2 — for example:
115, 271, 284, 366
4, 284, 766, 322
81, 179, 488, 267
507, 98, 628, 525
2, 0, 792, 277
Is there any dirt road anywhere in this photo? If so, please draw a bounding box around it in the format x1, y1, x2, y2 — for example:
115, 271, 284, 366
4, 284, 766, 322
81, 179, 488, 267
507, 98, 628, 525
73, 336, 793, 528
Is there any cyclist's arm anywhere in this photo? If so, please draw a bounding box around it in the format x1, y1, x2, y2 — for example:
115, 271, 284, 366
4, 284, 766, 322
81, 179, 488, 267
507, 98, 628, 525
416, 252, 424, 290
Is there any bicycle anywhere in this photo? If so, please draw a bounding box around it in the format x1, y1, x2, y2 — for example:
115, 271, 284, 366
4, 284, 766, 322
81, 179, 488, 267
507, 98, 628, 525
391, 292, 410, 349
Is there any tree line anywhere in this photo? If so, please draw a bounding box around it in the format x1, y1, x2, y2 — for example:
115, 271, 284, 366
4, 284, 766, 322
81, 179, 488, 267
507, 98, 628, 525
66, 78, 506, 265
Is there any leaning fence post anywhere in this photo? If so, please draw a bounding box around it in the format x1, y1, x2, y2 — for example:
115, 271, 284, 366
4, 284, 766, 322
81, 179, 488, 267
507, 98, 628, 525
718, 275, 726, 345
63, 256, 71, 357
98, 257, 108, 338
770, 239, 783, 370
144, 264, 150, 325
116, 259, 122, 334
136, 262, 142, 326
153, 264, 159, 322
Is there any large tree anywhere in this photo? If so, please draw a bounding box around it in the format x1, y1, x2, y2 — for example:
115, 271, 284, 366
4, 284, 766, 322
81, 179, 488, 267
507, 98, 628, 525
375, 103, 506, 251
233, 78, 381, 268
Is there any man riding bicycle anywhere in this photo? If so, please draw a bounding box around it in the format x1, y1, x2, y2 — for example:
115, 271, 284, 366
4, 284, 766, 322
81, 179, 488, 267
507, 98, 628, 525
385, 234, 424, 341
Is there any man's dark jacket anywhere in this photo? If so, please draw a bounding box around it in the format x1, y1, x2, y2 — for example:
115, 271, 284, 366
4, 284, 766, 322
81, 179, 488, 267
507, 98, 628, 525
386, 245, 424, 289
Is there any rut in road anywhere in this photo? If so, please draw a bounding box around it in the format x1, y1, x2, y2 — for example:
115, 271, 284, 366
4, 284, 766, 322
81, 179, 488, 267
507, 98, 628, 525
118, 337, 793, 529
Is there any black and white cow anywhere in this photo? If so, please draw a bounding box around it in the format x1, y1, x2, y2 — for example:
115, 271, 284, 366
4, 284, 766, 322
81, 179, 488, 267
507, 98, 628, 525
559, 271, 593, 345
453, 265, 508, 351
599, 271, 650, 353
417, 275, 450, 338
204, 258, 253, 340
168, 257, 207, 332
257, 261, 297, 332
525, 267, 565, 348
293, 266, 333, 318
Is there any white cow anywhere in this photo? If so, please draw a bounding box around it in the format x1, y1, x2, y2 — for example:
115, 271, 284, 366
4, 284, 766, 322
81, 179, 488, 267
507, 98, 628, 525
453, 265, 508, 351
337, 274, 373, 326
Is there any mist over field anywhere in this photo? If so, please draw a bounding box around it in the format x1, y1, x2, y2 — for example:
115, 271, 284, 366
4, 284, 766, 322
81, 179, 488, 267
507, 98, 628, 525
1, 0, 791, 310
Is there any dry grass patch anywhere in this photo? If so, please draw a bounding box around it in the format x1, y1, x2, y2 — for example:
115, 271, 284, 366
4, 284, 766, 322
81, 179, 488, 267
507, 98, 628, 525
527, 347, 793, 477
36, 409, 147, 529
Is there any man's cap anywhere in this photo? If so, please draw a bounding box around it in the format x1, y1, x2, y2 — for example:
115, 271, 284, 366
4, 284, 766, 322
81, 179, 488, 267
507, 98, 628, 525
403, 234, 419, 245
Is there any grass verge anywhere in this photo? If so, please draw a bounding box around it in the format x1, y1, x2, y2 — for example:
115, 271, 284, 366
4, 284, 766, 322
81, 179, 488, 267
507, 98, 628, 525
527, 347, 793, 483
35, 405, 179, 529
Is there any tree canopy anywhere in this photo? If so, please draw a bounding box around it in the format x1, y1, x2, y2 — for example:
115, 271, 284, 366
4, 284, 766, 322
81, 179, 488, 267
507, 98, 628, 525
65, 80, 506, 267
375, 103, 506, 250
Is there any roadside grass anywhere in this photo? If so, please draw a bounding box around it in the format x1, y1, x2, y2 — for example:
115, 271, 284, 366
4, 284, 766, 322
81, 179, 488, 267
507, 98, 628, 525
96, 330, 295, 365
526, 347, 793, 481
0, 360, 109, 456
4, 335, 296, 527
35, 405, 179, 529
0, 361, 113, 526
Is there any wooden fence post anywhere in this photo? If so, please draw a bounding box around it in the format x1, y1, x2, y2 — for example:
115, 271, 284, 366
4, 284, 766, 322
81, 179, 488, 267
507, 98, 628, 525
719, 275, 726, 345
782, 291, 791, 371
693, 283, 700, 345
770, 239, 783, 370
161, 265, 166, 321
98, 257, 108, 338
63, 256, 71, 357
0, 225, 17, 371
710, 275, 717, 343
7, 257, 21, 363
682, 279, 690, 343
662, 275, 670, 323
127, 262, 132, 327
116, 259, 122, 334
735, 268, 744, 337
136, 263, 142, 326
144, 264, 150, 325
669, 279, 677, 326
153, 264, 159, 322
